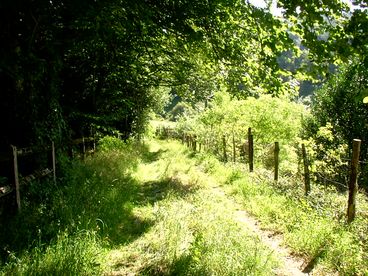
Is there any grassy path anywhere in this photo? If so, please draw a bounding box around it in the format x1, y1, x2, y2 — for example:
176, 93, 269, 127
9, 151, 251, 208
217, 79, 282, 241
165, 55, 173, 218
6, 137, 363, 274
104, 139, 307, 275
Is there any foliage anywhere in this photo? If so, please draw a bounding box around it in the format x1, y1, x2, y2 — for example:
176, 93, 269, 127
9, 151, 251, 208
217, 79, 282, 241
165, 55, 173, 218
177, 90, 307, 173
0, 0, 307, 153
277, 0, 368, 73
302, 60, 368, 189
97, 136, 131, 152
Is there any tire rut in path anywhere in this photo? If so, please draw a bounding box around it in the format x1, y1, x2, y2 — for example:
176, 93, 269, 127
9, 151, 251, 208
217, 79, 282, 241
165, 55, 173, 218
210, 185, 309, 276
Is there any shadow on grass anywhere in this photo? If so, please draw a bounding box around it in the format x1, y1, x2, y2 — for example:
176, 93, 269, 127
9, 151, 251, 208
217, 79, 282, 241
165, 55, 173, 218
103, 174, 198, 246
0, 145, 199, 262
137, 243, 208, 276
137, 176, 198, 205
141, 147, 167, 163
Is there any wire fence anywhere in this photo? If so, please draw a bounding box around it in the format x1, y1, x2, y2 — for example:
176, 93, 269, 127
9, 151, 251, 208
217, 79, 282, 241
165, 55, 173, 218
0, 136, 96, 213
157, 126, 365, 223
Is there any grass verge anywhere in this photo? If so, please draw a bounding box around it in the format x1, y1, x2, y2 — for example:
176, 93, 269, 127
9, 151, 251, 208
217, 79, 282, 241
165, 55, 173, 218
1, 138, 278, 275
193, 148, 368, 275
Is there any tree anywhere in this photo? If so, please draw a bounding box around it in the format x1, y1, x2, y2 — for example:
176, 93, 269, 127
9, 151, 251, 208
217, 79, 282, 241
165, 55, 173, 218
302, 59, 368, 188
1, 0, 299, 150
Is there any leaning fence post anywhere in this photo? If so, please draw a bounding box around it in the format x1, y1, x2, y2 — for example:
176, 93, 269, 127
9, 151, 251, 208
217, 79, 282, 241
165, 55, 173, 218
52, 141, 56, 185
248, 128, 254, 172
347, 139, 361, 223
222, 135, 228, 162
301, 144, 311, 195
11, 145, 21, 212
274, 142, 280, 182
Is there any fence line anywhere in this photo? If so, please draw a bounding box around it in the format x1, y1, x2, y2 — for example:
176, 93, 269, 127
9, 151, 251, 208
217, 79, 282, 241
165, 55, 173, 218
156, 126, 365, 223
8, 142, 57, 212
0, 136, 96, 213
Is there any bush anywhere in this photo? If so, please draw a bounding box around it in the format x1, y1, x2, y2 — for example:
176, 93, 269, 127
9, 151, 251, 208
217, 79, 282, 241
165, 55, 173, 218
177, 91, 307, 174
98, 136, 129, 152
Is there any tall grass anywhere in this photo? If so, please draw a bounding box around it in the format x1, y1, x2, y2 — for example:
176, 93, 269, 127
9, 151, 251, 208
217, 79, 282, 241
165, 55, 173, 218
0, 137, 148, 275
4, 135, 365, 275
0, 137, 279, 275
1, 231, 105, 276
192, 147, 368, 275
105, 139, 278, 275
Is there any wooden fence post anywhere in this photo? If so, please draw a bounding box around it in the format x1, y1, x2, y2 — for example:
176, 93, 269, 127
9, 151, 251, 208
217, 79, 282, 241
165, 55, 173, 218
232, 134, 236, 162
248, 128, 254, 172
301, 144, 311, 195
11, 146, 21, 212
274, 142, 279, 182
347, 139, 361, 223
52, 141, 56, 185
222, 135, 228, 162
82, 136, 86, 159
193, 135, 197, 152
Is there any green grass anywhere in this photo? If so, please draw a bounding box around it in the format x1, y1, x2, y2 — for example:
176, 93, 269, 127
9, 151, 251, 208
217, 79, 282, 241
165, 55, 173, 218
1, 231, 105, 276
2, 136, 367, 275
192, 149, 368, 275
0, 137, 278, 275
105, 139, 278, 275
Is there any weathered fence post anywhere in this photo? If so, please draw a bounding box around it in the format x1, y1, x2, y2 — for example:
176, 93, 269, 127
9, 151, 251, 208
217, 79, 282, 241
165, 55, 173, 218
248, 128, 254, 172
274, 142, 280, 182
222, 135, 228, 162
347, 139, 361, 223
52, 141, 56, 185
11, 146, 21, 212
301, 144, 311, 195
232, 134, 236, 162
82, 136, 86, 159
192, 135, 197, 152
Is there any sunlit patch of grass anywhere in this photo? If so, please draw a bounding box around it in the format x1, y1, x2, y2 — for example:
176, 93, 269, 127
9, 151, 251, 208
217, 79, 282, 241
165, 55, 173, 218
4, 136, 366, 275
193, 150, 368, 275
0, 230, 106, 276
0, 137, 154, 274
104, 139, 278, 275
107, 192, 278, 275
